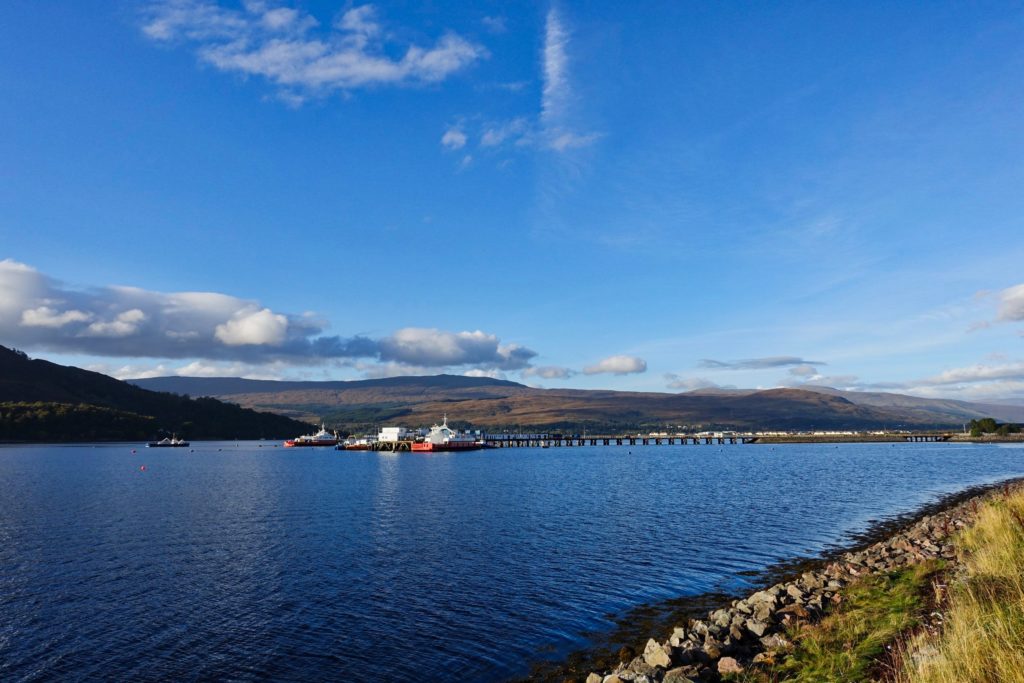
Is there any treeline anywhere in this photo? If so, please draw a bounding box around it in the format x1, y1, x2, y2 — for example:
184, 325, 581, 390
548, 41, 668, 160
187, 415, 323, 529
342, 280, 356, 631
969, 417, 1022, 437
0, 402, 155, 441
0, 399, 313, 442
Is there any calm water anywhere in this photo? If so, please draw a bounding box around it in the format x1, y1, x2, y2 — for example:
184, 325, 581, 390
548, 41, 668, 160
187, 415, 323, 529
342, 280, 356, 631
1, 441, 1023, 681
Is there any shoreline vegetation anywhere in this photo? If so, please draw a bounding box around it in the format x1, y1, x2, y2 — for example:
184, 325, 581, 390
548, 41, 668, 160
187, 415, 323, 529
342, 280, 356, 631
524, 478, 1024, 683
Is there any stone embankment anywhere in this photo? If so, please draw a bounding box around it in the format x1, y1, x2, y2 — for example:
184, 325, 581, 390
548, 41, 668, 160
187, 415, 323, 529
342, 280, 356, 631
585, 480, 1024, 683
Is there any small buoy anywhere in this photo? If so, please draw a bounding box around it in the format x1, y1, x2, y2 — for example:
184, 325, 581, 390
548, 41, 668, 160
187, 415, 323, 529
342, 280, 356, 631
131, 449, 136, 454
139, 465, 147, 472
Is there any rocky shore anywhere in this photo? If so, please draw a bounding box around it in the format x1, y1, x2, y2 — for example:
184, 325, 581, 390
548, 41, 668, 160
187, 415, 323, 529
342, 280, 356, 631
576, 478, 1024, 683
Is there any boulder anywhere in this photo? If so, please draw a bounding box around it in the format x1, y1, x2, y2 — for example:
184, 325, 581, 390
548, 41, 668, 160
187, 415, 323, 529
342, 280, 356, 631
745, 619, 769, 637
642, 638, 673, 668
662, 667, 699, 683
586, 674, 603, 683
717, 656, 743, 675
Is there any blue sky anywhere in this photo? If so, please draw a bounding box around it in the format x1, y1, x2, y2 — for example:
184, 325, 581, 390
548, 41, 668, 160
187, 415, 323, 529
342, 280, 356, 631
2, 1, 1024, 400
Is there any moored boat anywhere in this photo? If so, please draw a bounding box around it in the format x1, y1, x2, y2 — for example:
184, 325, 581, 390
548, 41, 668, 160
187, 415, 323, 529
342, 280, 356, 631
411, 416, 483, 452
336, 435, 378, 451
147, 435, 190, 448
284, 424, 340, 448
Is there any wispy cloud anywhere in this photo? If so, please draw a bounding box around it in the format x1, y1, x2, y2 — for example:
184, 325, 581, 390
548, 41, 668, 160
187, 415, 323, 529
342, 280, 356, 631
481, 15, 507, 34
522, 365, 576, 380
455, 6, 597, 159
538, 6, 597, 152
0, 259, 536, 373
698, 356, 826, 370
141, 2, 485, 103
441, 126, 467, 149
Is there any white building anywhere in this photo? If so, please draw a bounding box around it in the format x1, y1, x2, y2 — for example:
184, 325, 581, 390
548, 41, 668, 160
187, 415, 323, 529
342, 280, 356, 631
377, 427, 410, 442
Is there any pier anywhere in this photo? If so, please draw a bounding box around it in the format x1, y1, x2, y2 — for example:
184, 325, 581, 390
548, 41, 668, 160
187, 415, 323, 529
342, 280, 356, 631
360, 431, 956, 451
482, 434, 754, 448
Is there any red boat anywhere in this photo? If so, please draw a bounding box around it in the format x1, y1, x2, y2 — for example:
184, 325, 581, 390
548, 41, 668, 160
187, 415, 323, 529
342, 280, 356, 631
411, 416, 483, 452
284, 424, 340, 448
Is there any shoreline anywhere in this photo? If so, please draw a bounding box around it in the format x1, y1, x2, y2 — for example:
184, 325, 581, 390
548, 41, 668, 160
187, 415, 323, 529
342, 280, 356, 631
519, 475, 1024, 682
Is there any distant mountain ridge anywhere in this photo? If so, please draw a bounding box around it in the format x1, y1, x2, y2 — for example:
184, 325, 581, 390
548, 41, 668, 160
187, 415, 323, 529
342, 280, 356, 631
0, 346, 311, 441
127, 373, 1022, 431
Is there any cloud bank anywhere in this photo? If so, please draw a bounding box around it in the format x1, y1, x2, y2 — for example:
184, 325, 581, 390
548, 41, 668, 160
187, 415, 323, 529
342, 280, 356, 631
0, 259, 535, 373
142, 1, 485, 102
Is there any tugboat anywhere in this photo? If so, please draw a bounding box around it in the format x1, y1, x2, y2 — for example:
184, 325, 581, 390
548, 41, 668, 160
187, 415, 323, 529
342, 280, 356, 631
411, 416, 483, 452
147, 434, 190, 448
284, 424, 340, 448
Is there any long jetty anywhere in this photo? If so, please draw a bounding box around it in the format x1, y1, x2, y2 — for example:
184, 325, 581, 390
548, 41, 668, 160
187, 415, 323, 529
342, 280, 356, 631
483, 434, 753, 448
364, 432, 954, 452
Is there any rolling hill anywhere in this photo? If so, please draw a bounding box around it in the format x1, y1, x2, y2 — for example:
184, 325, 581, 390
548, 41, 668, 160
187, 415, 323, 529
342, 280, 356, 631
127, 373, 1019, 433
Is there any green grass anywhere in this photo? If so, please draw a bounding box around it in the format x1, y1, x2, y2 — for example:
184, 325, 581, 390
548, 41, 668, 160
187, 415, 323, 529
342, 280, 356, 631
735, 560, 942, 683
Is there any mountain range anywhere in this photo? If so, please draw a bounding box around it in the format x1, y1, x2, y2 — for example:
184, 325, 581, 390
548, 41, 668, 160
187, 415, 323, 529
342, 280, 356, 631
130, 374, 1024, 432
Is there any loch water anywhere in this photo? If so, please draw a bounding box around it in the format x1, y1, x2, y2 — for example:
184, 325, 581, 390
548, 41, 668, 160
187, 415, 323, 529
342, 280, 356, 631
1, 441, 1022, 681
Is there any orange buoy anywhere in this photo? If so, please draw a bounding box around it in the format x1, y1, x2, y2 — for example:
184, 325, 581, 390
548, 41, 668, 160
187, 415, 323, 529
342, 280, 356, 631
139, 465, 147, 472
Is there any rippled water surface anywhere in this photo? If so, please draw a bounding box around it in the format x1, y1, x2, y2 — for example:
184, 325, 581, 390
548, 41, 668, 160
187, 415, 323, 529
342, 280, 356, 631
1, 441, 1022, 681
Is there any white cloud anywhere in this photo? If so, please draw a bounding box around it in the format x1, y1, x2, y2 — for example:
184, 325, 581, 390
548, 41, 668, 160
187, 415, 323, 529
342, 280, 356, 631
997, 283, 1024, 322
20, 306, 93, 328
441, 127, 467, 149
583, 354, 647, 375
377, 327, 535, 370
214, 307, 288, 345
464, 368, 507, 380
84, 309, 148, 338
141, 2, 485, 100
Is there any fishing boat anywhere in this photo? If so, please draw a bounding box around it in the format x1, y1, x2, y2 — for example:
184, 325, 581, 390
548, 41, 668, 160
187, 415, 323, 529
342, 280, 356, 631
284, 424, 340, 448
147, 435, 190, 448
411, 416, 483, 452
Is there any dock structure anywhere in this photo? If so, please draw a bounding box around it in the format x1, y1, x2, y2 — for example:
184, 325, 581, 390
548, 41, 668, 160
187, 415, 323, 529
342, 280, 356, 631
904, 434, 951, 442
482, 434, 753, 448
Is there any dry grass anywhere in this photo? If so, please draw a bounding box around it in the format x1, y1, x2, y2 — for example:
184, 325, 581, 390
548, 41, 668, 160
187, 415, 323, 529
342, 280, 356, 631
896, 490, 1024, 683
